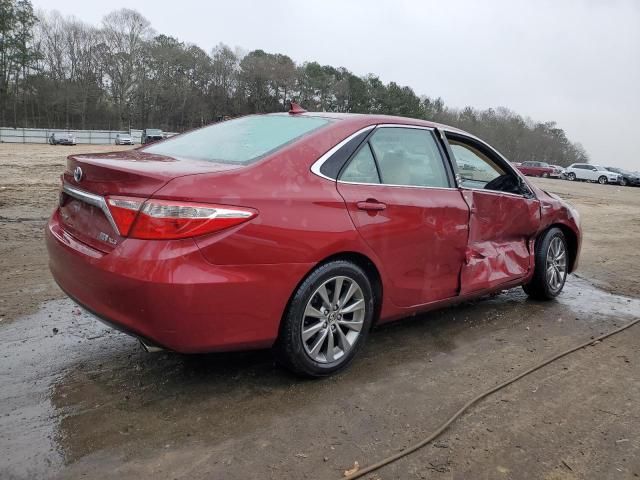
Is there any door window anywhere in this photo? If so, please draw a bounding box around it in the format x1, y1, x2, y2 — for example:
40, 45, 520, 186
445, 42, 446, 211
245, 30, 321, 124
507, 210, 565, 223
368, 127, 449, 188
448, 138, 523, 195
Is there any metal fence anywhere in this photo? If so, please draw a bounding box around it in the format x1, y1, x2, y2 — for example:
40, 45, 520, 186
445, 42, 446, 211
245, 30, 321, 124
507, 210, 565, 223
0, 127, 177, 145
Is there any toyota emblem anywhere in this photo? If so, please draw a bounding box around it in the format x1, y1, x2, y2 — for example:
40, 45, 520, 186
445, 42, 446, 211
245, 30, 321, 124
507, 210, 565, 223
73, 166, 83, 183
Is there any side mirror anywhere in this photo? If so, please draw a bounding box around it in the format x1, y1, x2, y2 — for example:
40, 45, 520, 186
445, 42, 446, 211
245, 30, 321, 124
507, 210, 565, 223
519, 177, 534, 198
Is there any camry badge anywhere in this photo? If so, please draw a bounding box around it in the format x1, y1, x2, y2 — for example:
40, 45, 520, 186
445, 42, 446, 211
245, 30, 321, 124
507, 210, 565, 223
73, 166, 83, 183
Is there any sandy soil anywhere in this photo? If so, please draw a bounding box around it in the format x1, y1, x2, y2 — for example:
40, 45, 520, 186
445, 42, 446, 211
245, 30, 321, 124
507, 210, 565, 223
1, 145, 639, 480
0, 144, 134, 323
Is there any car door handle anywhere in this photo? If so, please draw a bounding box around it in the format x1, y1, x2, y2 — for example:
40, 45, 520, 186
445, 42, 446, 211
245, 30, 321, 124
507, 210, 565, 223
356, 200, 387, 211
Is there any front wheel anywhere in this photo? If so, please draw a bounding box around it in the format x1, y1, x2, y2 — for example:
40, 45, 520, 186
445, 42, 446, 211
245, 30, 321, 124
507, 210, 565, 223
598, 175, 608, 184
542, 172, 549, 178
523, 228, 568, 300
276, 260, 375, 377
566, 172, 576, 181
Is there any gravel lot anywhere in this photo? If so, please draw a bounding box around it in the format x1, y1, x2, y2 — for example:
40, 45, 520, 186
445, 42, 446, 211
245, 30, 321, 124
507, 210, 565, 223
1, 144, 639, 479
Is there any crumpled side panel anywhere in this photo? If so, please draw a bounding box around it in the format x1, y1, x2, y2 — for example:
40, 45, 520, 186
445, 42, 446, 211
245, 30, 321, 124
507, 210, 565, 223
460, 190, 540, 294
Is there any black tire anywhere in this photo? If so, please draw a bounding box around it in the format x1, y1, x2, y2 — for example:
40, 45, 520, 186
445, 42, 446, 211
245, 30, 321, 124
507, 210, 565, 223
620, 178, 627, 186
523, 227, 568, 300
276, 260, 375, 377
566, 172, 576, 181
542, 172, 549, 178
598, 175, 607, 185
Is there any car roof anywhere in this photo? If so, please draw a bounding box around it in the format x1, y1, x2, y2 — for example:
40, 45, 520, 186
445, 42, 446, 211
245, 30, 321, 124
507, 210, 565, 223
267, 111, 470, 136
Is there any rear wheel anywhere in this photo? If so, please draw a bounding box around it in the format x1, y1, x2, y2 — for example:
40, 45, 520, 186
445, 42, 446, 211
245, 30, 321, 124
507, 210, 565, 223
620, 178, 627, 186
276, 260, 374, 377
598, 175, 608, 184
523, 228, 568, 300
566, 172, 576, 181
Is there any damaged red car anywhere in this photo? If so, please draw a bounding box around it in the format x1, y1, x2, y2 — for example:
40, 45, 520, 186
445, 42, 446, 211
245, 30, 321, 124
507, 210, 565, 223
46, 108, 582, 377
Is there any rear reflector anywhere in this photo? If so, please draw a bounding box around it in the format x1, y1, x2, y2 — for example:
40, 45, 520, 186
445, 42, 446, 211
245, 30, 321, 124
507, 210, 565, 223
106, 196, 256, 239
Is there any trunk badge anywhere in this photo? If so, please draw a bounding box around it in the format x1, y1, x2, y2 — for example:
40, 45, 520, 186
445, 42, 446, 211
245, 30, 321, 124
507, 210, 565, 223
73, 166, 83, 183
98, 232, 117, 245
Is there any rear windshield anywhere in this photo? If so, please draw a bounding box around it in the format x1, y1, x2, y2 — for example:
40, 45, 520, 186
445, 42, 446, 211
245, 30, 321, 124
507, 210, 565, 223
142, 115, 331, 164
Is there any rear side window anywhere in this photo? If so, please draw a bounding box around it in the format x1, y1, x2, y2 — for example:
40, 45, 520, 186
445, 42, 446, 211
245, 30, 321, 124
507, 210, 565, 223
340, 144, 380, 184
143, 115, 331, 164
369, 127, 448, 188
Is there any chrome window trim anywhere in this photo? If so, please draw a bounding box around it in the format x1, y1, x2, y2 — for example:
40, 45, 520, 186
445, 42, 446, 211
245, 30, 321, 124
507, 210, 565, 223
336, 179, 457, 191
311, 123, 444, 186
376, 124, 436, 131
310, 125, 375, 181
311, 122, 537, 199
61, 183, 120, 234
459, 186, 534, 199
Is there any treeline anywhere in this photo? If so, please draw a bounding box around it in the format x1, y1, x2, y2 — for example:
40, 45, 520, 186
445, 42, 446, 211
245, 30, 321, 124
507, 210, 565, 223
0, 1, 588, 165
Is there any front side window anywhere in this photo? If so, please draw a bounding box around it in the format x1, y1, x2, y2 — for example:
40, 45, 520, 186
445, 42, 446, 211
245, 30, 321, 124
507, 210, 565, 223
367, 127, 449, 188
448, 138, 523, 194
143, 115, 331, 164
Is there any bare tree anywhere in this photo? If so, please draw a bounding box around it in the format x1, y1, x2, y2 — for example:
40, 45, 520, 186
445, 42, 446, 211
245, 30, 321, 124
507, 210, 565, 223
100, 8, 152, 128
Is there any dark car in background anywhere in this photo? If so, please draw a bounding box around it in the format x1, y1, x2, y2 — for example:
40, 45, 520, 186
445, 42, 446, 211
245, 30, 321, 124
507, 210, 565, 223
49, 132, 77, 146
142, 129, 163, 144
605, 167, 640, 186
516, 161, 557, 178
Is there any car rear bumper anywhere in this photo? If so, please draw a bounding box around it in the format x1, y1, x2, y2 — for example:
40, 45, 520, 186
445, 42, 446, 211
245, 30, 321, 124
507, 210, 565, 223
46, 210, 313, 353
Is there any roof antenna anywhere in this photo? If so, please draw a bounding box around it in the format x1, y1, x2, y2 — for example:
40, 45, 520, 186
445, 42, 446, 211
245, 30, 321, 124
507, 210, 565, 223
289, 99, 307, 114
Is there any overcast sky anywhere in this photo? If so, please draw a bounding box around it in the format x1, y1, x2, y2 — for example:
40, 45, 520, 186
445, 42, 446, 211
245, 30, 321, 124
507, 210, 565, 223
33, 0, 640, 170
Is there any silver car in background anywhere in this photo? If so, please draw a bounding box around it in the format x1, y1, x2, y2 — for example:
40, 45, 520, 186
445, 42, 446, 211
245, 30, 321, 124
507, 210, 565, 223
115, 133, 134, 145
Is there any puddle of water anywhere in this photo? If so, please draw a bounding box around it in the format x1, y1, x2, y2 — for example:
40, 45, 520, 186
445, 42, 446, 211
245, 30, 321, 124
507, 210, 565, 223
0, 299, 128, 478
0, 276, 638, 479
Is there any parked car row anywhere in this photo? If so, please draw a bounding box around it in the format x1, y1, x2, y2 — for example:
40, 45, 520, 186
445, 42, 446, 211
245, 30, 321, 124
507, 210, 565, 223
48, 129, 168, 146
515, 161, 639, 186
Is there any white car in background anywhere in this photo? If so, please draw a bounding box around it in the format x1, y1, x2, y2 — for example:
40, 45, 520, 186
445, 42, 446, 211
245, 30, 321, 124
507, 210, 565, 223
564, 163, 621, 184
115, 133, 134, 145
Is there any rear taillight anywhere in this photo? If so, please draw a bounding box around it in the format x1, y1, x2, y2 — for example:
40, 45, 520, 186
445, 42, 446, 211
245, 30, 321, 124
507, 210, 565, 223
106, 196, 256, 240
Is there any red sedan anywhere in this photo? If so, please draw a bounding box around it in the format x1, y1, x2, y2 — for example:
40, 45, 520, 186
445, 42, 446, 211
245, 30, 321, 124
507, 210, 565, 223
46, 107, 582, 376
516, 161, 557, 177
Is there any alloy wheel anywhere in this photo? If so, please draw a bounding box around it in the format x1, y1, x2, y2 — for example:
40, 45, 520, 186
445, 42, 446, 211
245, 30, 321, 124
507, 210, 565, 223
546, 236, 567, 293
598, 176, 607, 184
301, 276, 365, 363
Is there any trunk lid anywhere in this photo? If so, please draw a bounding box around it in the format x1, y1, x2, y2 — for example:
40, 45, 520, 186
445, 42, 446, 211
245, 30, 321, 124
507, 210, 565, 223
59, 149, 243, 252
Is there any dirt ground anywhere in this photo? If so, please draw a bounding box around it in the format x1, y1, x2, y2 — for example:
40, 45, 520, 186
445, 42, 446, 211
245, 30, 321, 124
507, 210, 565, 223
1, 144, 639, 479
0, 144, 135, 323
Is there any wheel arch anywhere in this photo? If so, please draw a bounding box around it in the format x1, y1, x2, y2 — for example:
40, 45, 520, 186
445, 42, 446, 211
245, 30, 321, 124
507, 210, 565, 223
278, 251, 384, 338
541, 223, 579, 273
